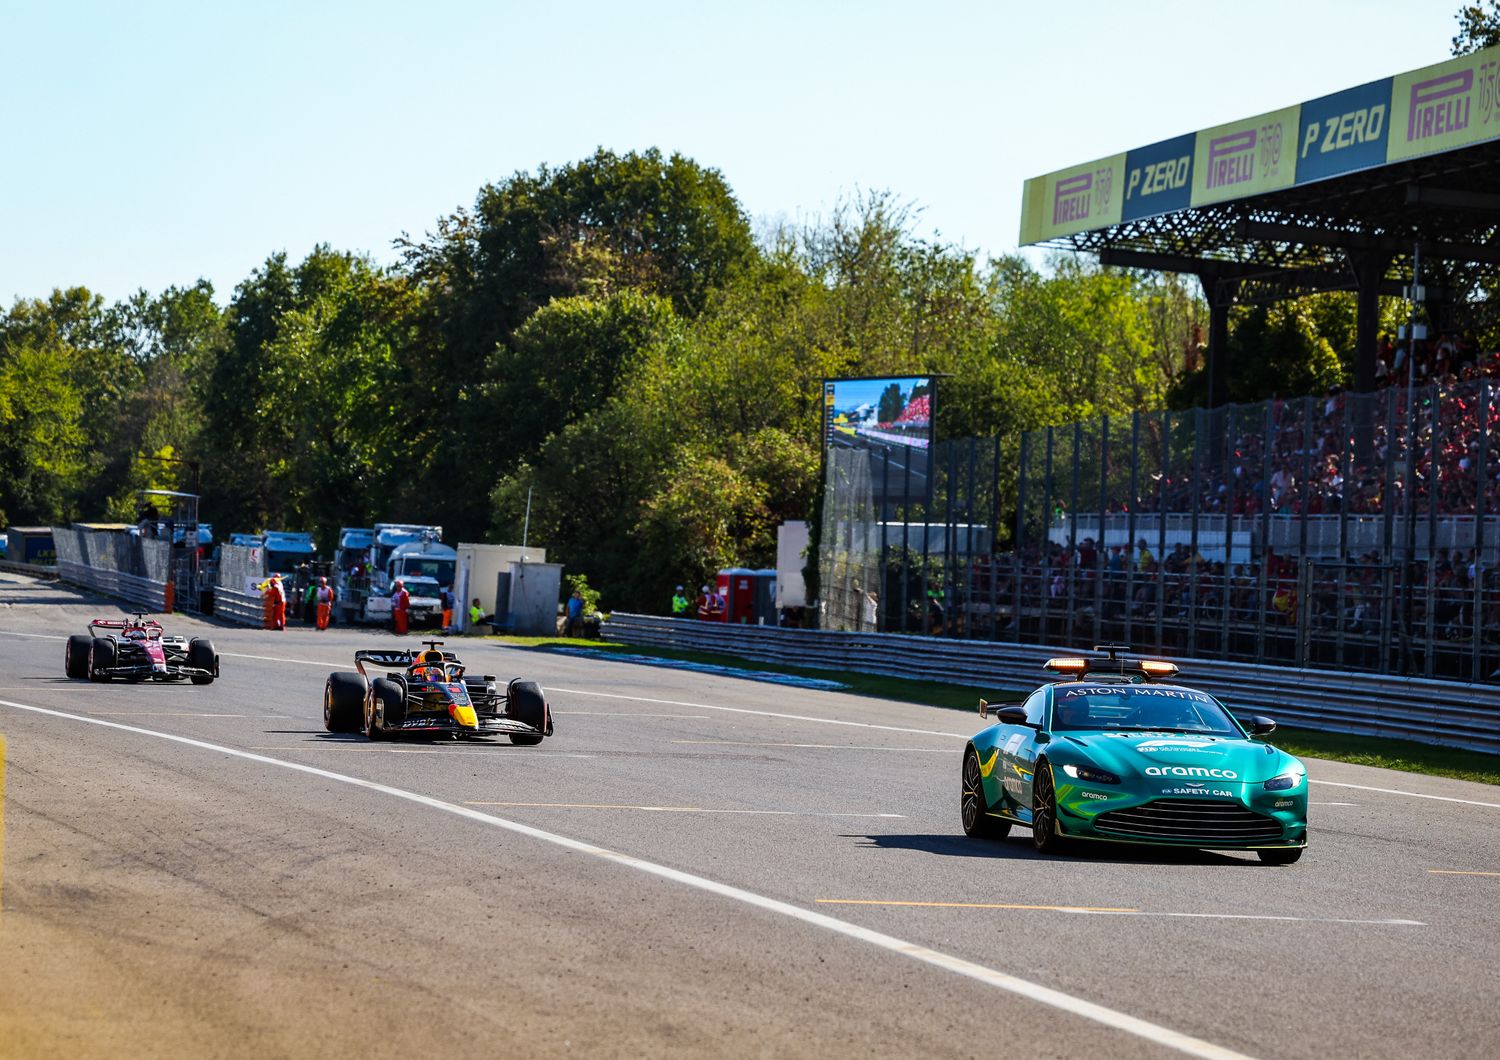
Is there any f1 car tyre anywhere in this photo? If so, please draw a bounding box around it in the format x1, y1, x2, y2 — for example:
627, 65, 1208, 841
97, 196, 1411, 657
1031, 761, 1070, 855
1258, 846, 1305, 866
324, 672, 366, 733
65, 634, 91, 679
88, 637, 116, 682
962, 748, 1011, 839
368, 677, 405, 739
187, 637, 217, 685
506, 679, 548, 745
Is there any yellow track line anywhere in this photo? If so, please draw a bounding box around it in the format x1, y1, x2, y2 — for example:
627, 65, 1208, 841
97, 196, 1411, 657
1428, 869, 1500, 876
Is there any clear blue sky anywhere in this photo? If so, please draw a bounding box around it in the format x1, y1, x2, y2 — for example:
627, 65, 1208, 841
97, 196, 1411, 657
0, 0, 1461, 306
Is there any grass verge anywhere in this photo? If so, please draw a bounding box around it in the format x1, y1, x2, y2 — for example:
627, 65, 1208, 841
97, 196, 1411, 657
490, 635, 1500, 786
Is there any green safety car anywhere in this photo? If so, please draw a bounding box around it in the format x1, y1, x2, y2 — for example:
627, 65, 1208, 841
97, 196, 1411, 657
961, 646, 1307, 864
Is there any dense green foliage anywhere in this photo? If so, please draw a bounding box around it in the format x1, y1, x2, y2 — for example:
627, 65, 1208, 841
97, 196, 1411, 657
2, 146, 1362, 608
1452, 1, 1500, 53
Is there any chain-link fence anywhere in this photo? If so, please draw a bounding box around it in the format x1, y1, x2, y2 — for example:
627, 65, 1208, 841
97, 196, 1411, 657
820, 377, 1500, 682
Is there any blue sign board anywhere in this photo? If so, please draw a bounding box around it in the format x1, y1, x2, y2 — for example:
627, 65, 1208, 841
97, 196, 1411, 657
1121, 133, 1196, 223
1294, 77, 1393, 185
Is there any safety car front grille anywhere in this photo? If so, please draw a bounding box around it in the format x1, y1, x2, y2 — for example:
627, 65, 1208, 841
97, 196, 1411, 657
1094, 799, 1283, 844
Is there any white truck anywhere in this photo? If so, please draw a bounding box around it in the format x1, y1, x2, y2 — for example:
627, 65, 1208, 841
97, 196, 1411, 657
358, 524, 457, 627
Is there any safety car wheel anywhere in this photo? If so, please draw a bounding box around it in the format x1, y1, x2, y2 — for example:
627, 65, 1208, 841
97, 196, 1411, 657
88, 637, 116, 682
324, 672, 366, 733
1030, 761, 1070, 855
962, 748, 1011, 839
65, 634, 91, 679
187, 637, 217, 685
506, 679, 548, 745
368, 677, 404, 740
1257, 846, 1304, 865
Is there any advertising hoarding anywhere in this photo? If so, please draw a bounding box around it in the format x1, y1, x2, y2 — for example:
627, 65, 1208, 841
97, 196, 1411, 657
1018, 43, 1500, 243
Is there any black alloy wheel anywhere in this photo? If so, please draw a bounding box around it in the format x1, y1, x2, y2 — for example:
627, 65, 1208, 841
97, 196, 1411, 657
1030, 762, 1068, 855
962, 749, 1010, 839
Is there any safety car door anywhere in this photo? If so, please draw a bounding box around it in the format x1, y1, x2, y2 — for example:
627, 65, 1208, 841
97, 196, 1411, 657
1000, 687, 1049, 818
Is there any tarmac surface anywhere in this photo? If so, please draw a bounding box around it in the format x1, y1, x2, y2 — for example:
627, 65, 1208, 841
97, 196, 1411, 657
1, 571, 1497, 1059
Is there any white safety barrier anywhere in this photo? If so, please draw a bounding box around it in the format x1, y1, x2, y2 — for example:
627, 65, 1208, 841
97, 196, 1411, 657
602, 613, 1500, 754
57, 560, 167, 612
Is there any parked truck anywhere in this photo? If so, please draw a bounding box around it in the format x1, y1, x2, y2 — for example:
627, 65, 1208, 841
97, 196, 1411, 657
339, 523, 455, 627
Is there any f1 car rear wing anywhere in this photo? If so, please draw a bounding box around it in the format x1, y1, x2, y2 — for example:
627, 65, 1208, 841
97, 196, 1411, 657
89, 615, 164, 634
354, 642, 462, 680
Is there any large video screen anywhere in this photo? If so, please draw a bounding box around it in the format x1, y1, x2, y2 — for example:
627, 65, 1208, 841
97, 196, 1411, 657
823, 376, 934, 513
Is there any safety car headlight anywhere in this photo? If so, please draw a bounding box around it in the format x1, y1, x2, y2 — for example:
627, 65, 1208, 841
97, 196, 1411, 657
1263, 771, 1304, 791
1061, 763, 1120, 785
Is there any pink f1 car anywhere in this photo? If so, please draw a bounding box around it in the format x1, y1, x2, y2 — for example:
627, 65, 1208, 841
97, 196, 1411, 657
65, 613, 219, 684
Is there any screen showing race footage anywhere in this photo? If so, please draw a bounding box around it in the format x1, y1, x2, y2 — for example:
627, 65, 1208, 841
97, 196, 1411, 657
823, 376, 934, 514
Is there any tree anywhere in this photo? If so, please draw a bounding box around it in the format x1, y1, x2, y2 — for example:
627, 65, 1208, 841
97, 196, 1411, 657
200, 247, 422, 543
1167, 303, 1344, 408
485, 289, 679, 462
0, 337, 88, 524
1452, 2, 1500, 53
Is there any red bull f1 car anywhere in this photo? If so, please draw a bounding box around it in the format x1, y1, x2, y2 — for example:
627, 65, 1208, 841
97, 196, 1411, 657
64, 613, 220, 684
323, 641, 554, 744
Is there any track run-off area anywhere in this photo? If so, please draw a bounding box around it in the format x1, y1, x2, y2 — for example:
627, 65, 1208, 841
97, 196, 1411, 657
1, 572, 1497, 1059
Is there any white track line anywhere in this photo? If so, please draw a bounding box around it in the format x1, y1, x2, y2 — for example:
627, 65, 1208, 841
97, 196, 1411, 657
0, 695, 1255, 1060
550, 687, 971, 739
673, 739, 959, 752
1079, 910, 1423, 926
1309, 779, 1500, 809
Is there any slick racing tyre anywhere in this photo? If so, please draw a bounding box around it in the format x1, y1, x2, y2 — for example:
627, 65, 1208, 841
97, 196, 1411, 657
187, 637, 217, 685
506, 679, 549, 745
324, 672, 367, 733
367, 677, 405, 740
1030, 761, 1071, 855
65, 634, 92, 679
962, 748, 1011, 840
88, 637, 116, 682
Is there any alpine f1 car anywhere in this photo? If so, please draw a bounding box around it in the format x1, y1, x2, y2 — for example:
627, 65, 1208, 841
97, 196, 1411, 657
962, 646, 1307, 864
323, 641, 554, 744
64, 613, 220, 684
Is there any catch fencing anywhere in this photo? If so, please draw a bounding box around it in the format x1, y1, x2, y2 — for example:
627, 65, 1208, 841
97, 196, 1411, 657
51, 526, 169, 612
820, 379, 1500, 683
603, 613, 1500, 753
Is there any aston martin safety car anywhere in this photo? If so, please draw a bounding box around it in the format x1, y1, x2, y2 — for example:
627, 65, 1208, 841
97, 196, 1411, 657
323, 641, 553, 744
64, 613, 219, 684
962, 646, 1307, 864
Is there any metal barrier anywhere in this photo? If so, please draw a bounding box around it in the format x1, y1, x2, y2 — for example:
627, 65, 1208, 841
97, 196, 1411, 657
57, 560, 167, 612
214, 585, 264, 626
602, 613, 1500, 754
0, 560, 59, 579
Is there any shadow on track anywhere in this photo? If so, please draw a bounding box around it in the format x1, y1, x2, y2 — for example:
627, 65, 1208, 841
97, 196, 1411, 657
845, 832, 1255, 866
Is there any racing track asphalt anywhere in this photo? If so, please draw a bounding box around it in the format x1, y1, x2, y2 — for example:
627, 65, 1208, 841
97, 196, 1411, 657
1, 571, 1497, 1059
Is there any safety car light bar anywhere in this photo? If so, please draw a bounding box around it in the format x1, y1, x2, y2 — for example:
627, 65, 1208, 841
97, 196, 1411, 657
1044, 657, 1089, 674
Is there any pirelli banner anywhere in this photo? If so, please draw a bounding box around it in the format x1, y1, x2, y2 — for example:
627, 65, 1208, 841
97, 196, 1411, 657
1019, 44, 1500, 244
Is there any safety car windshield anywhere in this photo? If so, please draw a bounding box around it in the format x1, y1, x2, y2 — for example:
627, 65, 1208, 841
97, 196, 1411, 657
1050, 685, 1240, 735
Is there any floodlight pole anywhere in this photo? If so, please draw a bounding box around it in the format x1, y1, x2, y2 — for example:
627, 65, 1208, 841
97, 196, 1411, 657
522, 485, 533, 549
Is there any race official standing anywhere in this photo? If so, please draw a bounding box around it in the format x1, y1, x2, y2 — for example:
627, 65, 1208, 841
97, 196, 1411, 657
440, 585, 455, 631
314, 576, 336, 631
391, 580, 411, 636
671, 585, 691, 617
259, 574, 287, 630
